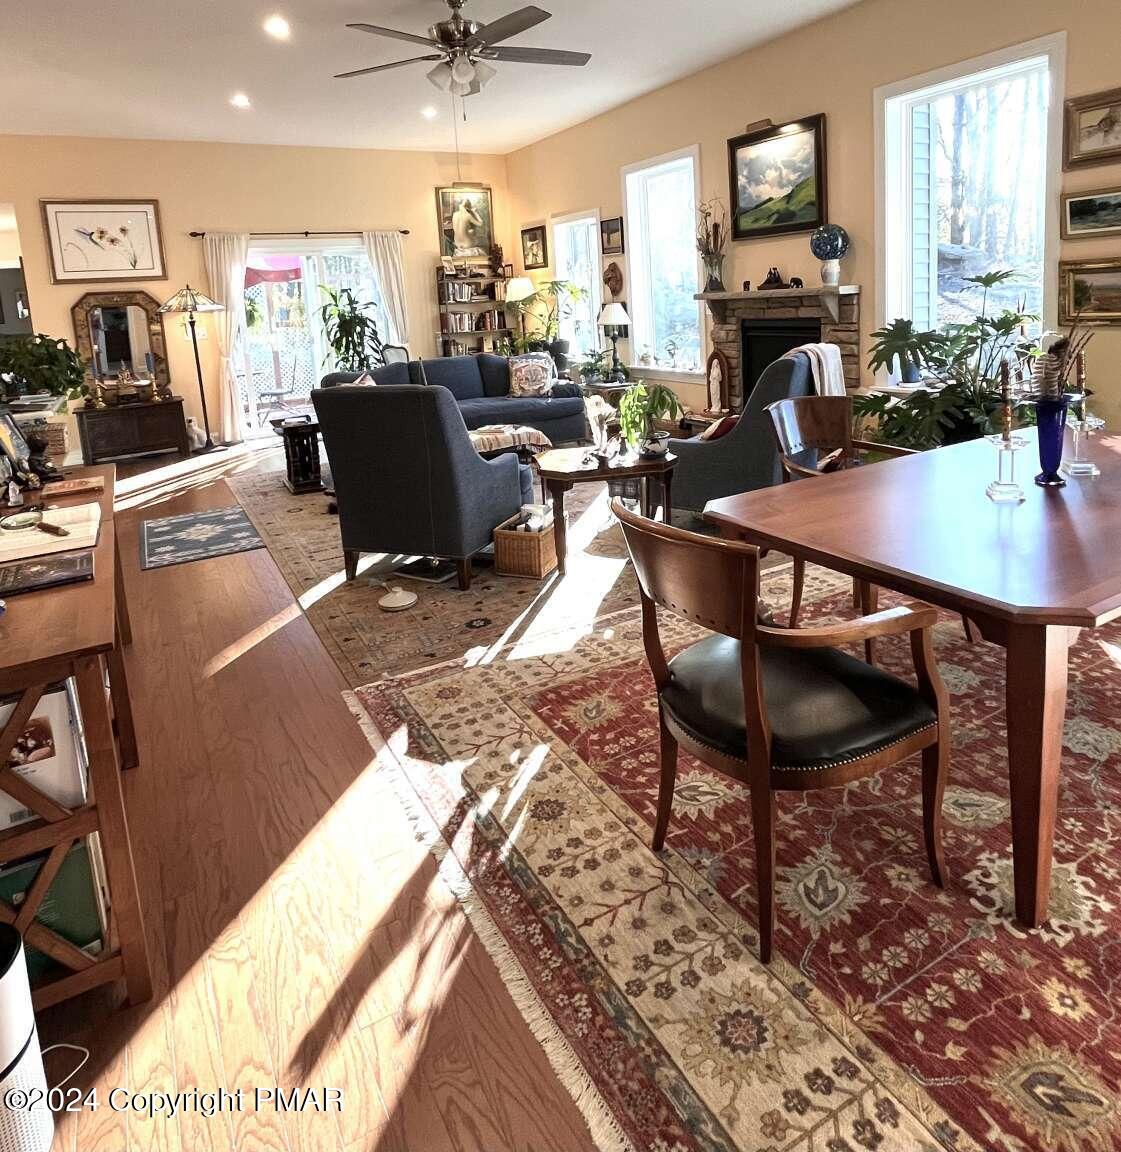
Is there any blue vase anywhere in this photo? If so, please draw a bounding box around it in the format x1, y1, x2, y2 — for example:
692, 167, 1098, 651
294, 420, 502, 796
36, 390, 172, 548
1034, 396, 1070, 488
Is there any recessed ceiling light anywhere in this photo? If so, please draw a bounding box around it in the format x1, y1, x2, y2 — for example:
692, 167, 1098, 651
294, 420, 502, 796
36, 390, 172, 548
421, 106, 438, 120
263, 14, 290, 40
230, 92, 252, 109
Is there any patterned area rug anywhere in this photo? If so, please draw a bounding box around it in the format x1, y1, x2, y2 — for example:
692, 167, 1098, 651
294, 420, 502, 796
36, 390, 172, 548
230, 466, 650, 684
139, 506, 263, 569
351, 573, 1121, 1152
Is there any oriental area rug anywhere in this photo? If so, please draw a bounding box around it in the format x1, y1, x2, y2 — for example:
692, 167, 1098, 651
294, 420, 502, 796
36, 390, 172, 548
350, 578, 1121, 1152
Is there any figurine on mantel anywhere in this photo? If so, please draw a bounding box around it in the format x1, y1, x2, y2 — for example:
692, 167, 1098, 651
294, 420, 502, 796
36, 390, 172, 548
758, 267, 787, 290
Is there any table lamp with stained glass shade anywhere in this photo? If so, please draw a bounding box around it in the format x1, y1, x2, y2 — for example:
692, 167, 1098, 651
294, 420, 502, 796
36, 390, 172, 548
157, 284, 225, 454
599, 302, 631, 382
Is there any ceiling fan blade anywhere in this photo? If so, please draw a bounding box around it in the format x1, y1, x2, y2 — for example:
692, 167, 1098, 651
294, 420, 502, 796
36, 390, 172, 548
485, 46, 591, 66
346, 22, 440, 48
334, 55, 442, 79
465, 6, 550, 48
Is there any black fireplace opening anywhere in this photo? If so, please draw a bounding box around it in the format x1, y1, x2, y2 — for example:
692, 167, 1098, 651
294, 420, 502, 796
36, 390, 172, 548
740, 318, 821, 407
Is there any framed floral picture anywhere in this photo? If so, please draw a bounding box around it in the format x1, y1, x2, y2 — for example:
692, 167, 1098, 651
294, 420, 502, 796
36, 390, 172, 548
40, 199, 166, 283
1063, 87, 1121, 170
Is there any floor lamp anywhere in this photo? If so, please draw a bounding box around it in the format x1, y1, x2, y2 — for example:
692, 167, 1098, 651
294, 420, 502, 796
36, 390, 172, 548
158, 284, 226, 453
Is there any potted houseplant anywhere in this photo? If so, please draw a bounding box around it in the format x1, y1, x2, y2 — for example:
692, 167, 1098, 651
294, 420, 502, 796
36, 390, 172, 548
618, 380, 683, 457
866, 318, 928, 384
506, 280, 588, 371
856, 270, 1038, 450
319, 285, 385, 372
0, 333, 87, 402
576, 347, 610, 384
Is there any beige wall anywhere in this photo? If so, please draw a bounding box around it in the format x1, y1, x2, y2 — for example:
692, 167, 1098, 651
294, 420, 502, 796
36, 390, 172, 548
505, 0, 1121, 425
0, 135, 509, 434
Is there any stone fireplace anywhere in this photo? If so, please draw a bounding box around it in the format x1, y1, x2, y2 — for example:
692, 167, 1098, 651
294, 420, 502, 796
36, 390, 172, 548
697, 286, 861, 411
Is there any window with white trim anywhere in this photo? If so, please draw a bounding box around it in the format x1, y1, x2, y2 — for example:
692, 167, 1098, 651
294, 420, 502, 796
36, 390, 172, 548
552, 213, 602, 354
881, 39, 1060, 337
624, 150, 702, 371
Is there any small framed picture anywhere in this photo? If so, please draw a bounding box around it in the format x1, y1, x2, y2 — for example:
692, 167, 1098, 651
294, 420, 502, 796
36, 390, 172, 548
503, 263, 514, 279
521, 225, 548, 270
1059, 257, 1121, 325
0, 414, 31, 463
440, 256, 457, 275
1064, 87, 1121, 170
1061, 187, 1121, 239
40, 199, 166, 283
601, 216, 624, 255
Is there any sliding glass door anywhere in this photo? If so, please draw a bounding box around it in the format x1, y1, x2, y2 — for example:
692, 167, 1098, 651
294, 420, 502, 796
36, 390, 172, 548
238, 241, 385, 436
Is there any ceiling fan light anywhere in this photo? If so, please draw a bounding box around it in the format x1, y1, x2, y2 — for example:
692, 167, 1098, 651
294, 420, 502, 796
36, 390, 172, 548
473, 60, 497, 86
426, 61, 453, 91
450, 79, 474, 97
450, 54, 476, 84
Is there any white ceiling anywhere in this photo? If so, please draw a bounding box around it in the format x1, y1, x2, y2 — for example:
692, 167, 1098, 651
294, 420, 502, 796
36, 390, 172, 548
0, 1, 857, 155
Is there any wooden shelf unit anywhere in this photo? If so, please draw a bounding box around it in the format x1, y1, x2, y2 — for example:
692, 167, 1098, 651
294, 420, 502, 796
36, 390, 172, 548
436, 268, 511, 357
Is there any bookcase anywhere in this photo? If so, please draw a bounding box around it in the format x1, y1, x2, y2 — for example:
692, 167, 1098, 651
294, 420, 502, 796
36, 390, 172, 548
436, 268, 512, 357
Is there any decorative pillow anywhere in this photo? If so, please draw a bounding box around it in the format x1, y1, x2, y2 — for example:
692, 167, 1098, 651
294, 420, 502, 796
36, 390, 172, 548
697, 414, 739, 441
508, 353, 556, 397
351, 372, 377, 387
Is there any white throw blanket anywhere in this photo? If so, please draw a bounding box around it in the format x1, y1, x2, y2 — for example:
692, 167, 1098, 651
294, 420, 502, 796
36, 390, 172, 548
782, 342, 847, 397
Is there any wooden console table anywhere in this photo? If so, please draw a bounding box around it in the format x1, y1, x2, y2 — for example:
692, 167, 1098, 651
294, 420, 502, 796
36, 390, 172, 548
76, 397, 190, 465
0, 465, 152, 1009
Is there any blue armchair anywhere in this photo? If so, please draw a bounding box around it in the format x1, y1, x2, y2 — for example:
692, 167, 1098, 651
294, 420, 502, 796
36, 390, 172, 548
312, 383, 534, 590
666, 353, 815, 515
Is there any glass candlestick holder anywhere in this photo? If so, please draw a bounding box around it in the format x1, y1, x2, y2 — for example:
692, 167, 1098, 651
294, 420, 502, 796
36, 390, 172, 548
986, 433, 1028, 503
1061, 408, 1104, 478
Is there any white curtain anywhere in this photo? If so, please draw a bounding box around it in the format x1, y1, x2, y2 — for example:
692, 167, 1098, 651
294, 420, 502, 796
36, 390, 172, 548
363, 230, 410, 347
202, 232, 250, 444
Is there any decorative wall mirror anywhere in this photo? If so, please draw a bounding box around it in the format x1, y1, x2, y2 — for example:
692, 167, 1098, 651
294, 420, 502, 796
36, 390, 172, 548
71, 290, 169, 390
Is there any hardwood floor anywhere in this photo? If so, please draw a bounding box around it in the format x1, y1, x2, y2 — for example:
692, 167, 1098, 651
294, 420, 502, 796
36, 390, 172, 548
40, 447, 597, 1152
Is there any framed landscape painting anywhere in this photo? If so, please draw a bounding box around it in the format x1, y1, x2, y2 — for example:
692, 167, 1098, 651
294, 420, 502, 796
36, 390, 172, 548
1059, 258, 1121, 324
40, 199, 166, 283
1064, 86, 1121, 170
435, 185, 494, 262
1062, 187, 1121, 238
728, 114, 827, 240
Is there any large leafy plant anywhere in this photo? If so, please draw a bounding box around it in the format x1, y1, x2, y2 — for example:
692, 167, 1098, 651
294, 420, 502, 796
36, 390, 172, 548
506, 280, 588, 345
319, 286, 384, 372
0, 333, 87, 399
618, 380, 682, 447
856, 270, 1038, 449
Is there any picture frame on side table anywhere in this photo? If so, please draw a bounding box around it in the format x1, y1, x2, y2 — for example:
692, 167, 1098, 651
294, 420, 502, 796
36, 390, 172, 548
521, 225, 548, 270
40, 199, 166, 283
728, 114, 827, 240
0, 414, 32, 464
1063, 87, 1121, 170
600, 216, 624, 255
1061, 187, 1121, 239
435, 185, 494, 262
1059, 258, 1121, 324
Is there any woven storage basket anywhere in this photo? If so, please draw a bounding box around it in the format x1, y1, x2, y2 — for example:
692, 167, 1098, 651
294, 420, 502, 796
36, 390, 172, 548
493, 511, 564, 579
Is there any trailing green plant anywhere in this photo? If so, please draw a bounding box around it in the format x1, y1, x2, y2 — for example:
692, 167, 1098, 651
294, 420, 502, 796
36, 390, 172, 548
319, 286, 384, 372
618, 380, 682, 447
0, 333, 87, 400
857, 270, 1039, 449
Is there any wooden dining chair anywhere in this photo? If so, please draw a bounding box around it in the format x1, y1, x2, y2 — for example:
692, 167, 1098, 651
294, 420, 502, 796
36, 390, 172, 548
766, 395, 976, 647
613, 497, 949, 964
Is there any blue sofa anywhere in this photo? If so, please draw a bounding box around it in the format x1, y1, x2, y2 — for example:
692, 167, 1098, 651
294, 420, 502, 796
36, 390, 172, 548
321, 354, 587, 443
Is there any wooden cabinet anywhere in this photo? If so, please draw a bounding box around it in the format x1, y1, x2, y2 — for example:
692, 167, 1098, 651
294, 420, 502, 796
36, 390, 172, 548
75, 397, 191, 464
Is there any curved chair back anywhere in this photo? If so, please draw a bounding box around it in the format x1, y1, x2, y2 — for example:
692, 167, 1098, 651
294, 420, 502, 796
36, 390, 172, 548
766, 394, 855, 479
382, 344, 409, 365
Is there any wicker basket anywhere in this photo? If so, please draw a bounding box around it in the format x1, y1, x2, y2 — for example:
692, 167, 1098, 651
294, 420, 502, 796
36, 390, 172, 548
493, 511, 564, 579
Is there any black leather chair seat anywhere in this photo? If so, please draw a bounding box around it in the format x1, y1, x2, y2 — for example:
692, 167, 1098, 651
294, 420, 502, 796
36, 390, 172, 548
662, 634, 936, 770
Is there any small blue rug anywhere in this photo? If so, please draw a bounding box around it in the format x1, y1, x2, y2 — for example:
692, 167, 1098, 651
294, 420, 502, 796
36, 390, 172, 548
140, 506, 265, 569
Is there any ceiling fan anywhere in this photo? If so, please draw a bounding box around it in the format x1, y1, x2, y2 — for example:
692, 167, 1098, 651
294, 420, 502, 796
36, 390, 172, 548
334, 1, 591, 96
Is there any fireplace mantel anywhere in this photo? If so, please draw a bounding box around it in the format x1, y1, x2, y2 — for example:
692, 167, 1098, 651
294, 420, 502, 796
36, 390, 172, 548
696, 285, 860, 323
695, 284, 862, 410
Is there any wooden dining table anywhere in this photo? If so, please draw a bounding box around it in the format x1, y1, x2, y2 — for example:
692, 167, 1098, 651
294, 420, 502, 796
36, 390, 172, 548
705, 429, 1121, 930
